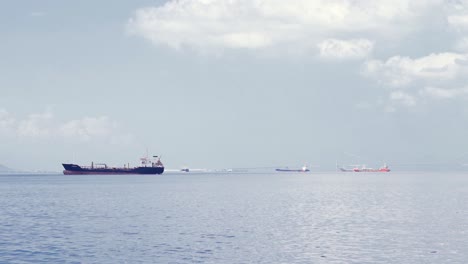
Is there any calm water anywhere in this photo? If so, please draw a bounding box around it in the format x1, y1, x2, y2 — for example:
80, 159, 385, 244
0, 172, 467, 263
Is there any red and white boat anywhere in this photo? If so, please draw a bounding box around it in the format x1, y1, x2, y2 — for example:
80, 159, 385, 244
339, 163, 390, 172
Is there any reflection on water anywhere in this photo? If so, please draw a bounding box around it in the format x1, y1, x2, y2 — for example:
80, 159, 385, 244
0, 172, 467, 263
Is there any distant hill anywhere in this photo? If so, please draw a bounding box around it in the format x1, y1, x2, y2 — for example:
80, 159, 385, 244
0, 164, 13, 172
0, 164, 60, 175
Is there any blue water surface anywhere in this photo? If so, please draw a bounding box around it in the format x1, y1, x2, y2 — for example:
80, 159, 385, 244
0, 172, 467, 263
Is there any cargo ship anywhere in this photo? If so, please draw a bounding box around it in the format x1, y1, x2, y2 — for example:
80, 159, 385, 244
62, 155, 164, 175
276, 165, 310, 172
338, 163, 390, 172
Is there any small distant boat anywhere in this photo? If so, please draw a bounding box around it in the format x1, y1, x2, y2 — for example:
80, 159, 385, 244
62, 155, 164, 175
338, 163, 390, 172
276, 165, 310, 172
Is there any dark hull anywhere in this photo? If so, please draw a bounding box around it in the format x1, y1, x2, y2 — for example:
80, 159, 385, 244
62, 164, 164, 175
276, 169, 310, 172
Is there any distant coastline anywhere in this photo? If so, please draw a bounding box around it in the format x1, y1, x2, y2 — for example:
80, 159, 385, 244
0, 164, 60, 175
0, 171, 62, 175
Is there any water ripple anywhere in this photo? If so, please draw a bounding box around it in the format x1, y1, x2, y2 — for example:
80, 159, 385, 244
0, 173, 467, 263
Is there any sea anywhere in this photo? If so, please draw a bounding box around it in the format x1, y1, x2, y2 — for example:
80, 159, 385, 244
0, 172, 467, 263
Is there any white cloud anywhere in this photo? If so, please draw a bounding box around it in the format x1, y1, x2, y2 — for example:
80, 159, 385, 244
420, 86, 468, 99
448, 15, 468, 31
318, 39, 373, 59
0, 109, 16, 132
445, 1, 468, 50
389, 91, 416, 107
126, 0, 468, 112
454, 37, 468, 51
363, 52, 468, 87
59, 116, 116, 141
127, 0, 442, 53
17, 110, 54, 137
0, 109, 132, 143
363, 52, 468, 110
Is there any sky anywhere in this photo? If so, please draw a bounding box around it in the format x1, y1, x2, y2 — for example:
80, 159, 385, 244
2, 0, 468, 171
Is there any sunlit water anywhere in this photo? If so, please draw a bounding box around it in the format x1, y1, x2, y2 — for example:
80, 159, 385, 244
0, 172, 467, 263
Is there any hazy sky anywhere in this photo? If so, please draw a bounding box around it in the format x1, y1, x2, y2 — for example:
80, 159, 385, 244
2, 0, 468, 171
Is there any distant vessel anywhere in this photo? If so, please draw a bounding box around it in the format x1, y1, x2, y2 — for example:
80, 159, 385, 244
276, 165, 310, 172
338, 163, 390, 172
62, 156, 164, 175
